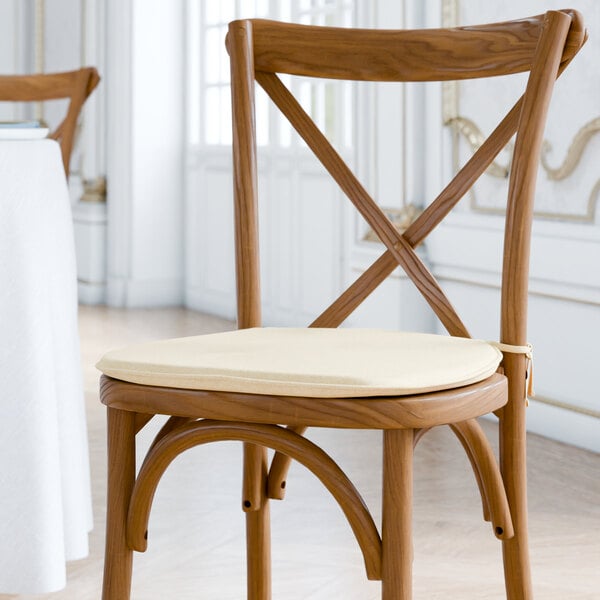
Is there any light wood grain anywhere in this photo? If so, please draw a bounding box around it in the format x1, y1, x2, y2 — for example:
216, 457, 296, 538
497, 12, 575, 598
249, 17, 577, 82
448, 420, 514, 540
229, 24, 271, 596
382, 429, 414, 599
267, 425, 307, 500
229, 20, 261, 331
126, 421, 382, 580
243, 442, 270, 600
101, 408, 136, 600
100, 373, 508, 430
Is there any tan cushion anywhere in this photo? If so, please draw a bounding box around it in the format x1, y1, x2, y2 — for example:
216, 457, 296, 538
96, 328, 502, 398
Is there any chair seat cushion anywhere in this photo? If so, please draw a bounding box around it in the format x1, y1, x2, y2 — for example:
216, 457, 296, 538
96, 328, 502, 398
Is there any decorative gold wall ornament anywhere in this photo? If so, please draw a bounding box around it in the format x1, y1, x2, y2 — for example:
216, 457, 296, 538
445, 115, 512, 178
442, 0, 458, 30
81, 176, 107, 203
441, 0, 599, 222
362, 204, 422, 242
541, 116, 600, 180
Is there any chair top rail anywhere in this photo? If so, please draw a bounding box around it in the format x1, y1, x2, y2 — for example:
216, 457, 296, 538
235, 10, 584, 82
0, 67, 99, 102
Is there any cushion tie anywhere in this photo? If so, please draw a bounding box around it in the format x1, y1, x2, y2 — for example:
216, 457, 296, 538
487, 342, 534, 405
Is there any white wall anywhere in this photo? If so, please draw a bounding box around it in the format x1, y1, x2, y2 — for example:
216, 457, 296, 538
105, 0, 185, 307
0, 0, 110, 303
0, 0, 32, 117
0, 2, 23, 80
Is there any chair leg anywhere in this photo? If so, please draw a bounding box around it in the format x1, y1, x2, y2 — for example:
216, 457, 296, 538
244, 443, 271, 600
102, 407, 137, 600
500, 393, 533, 599
382, 429, 414, 600
246, 502, 271, 600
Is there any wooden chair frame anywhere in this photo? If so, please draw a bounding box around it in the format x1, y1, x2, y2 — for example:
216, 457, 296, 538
100, 10, 586, 599
0, 67, 100, 176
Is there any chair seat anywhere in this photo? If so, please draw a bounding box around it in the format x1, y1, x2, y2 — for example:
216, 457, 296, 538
96, 328, 502, 398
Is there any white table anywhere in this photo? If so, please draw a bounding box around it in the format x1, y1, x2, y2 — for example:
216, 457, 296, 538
0, 139, 92, 593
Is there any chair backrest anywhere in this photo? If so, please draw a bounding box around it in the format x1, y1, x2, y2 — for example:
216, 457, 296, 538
227, 12, 586, 351
0, 67, 100, 176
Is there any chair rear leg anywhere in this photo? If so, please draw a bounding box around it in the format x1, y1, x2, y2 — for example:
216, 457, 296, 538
500, 390, 533, 600
243, 443, 271, 600
382, 429, 414, 600
102, 407, 137, 600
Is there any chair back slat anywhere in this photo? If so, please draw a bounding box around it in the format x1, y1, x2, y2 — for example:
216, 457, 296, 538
311, 251, 397, 328
257, 70, 469, 336
311, 97, 525, 330
405, 100, 524, 248
228, 11, 586, 340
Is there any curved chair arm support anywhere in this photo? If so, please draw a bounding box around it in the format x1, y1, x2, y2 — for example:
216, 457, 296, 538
412, 428, 432, 447
133, 413, 155, 434
414, 424, 494, 527
148, 416, 196, 450
127, 420, 383, 580
449, 419, 514, 540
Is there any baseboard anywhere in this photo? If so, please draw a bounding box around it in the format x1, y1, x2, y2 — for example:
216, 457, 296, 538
107, 277, 183, 308
78, 280, 107, 305
185, 287, 236, 321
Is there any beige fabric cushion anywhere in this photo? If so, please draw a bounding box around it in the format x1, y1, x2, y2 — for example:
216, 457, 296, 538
97, 328, 502, 398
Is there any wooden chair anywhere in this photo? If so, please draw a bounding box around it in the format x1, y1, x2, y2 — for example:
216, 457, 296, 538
98, 10, 586, 599
0, 67, 100, 176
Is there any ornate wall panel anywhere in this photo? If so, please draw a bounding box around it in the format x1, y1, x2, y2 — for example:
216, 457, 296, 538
443, 0, 599, 222
430, 1, 600, 451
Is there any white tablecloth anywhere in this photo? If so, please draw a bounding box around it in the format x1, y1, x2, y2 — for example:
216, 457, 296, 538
0, 139, 92, 593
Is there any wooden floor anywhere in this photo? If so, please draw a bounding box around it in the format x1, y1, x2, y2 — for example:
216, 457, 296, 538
4, 306, 599, 599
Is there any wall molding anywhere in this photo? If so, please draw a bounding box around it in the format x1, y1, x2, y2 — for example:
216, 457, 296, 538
526, 401, 599, 453
429, 212, 600, 305
427, 210, 600, 452
440, 0, 600, 223
105, 0, 134, 307
533, 394, 600, 420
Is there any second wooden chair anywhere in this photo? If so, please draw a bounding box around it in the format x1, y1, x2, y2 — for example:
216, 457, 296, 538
0, 67, 100, 176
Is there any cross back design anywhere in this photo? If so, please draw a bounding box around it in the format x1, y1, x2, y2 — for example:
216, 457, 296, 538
229, 13, 586, 338
256, 72, 524, 338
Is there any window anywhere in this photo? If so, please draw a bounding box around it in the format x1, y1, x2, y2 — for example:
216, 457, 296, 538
187, 0, 355, 149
